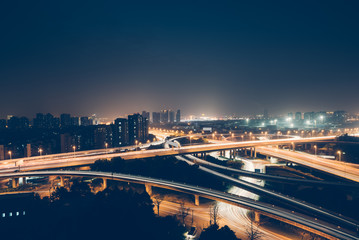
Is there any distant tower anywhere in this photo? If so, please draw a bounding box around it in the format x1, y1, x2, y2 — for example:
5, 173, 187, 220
263, 109, 269, 119
176, 110, 181, 123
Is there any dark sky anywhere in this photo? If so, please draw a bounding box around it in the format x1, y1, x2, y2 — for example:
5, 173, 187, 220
1, 1, 359, 119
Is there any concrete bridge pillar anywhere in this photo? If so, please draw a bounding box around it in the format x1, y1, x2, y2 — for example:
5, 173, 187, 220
11, 178, 19, 188
254, 212, 261, 222
292, 143, 295, 151
145, 184, 152, 196
59, 176, 64, 187
102, 178, 107, 190
194, 194, 200, 206
250, 148, 253, 158
254, 148, 257, 158
244, 148, 248, 156
266, 155, 269, 160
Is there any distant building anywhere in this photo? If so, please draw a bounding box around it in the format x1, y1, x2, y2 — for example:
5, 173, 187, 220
169, 110, 175, 123
176, 109, 181, 123
128, 113, 148, 145
80, 117, 92, 126
333, 111, 347, 124
287, 112, 294, 120
295, 112, 302, 121
304, 112, 315, 121
7, 116, 29, 129
71, 117, 80, 126
152, 112, 161, 124
112, 118, 129, 147
263, 109, 269, 119
142, 111, 150, 122
160, 110, 169, 123
93, 125, 111, 149
60, 114, 71, 127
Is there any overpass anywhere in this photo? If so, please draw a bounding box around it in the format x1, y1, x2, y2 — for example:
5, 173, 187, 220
2, 170, 359, 240
256, 147, 359, 182
177, 155, 359, 233
183, 154, 359, 188
0, 136, 335, 174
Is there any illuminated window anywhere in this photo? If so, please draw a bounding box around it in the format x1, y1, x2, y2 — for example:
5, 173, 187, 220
9, 212, 12, 217
2, 213, 5, 217
23, 211, 26, 215
16, 212, 19, 216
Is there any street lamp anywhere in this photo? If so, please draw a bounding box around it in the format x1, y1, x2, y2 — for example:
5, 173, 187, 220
72, 146, 76, 157
38, 148, 43, 156
105, 143, 108, 155
8, 151, 12, 160
337, 150, 342, 161
314, 145, 317, 155
190, 136, 193, 145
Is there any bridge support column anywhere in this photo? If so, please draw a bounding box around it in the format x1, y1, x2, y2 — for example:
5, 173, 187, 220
145, 184, 152, 196
250, 148, 253, 158
60, 176, 64, 187
254, 148, 257, 158
194, 194, 200, 206
11, 178, 19, 188
266, 155, 269, 160
102, 178, 107, 190
254, 212, 261, 222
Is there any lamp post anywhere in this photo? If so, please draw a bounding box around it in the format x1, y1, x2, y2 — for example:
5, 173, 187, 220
105, 143, 108, 155
314, 145, 317, 156
337, 150, 342, 162
190, 136, 193, 145
39, 148, 43, 156
72, 146, 76, 157
8, 151, 12, 160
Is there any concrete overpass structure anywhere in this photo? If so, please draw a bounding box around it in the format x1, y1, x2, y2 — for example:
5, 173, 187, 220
3, 170, 359, 240
256, 147, 359, 182
0, 136, 335, 173
184, 154, 359, 188
178, 155, 359, 232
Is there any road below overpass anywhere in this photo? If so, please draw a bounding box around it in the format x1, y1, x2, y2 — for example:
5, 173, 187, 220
2, 170, 359, 240
177, 155, 359, 233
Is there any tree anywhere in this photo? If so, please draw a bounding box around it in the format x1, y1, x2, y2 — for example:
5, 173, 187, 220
209, 203, 221, 226
177, 201, 190, 225
200, 224, 239, 240
153, 194, 164, 216
246, 213, 262, 240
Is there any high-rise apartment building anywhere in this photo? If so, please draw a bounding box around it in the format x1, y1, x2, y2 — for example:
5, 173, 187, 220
112, 118, 128, 147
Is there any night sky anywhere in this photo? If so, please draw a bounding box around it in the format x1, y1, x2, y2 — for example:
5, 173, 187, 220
1, 1, 358, 119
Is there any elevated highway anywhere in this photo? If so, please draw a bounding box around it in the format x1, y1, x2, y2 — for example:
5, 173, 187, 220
185, 155, 359, 188
0, 136, 335, 173
2, 170, 359, 240
178, 155, 359, 233
256, 147, 359, 182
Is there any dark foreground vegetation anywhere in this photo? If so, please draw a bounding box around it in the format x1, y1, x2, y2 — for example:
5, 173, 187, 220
0, 182, 186, 240
91, 156, 229, 191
